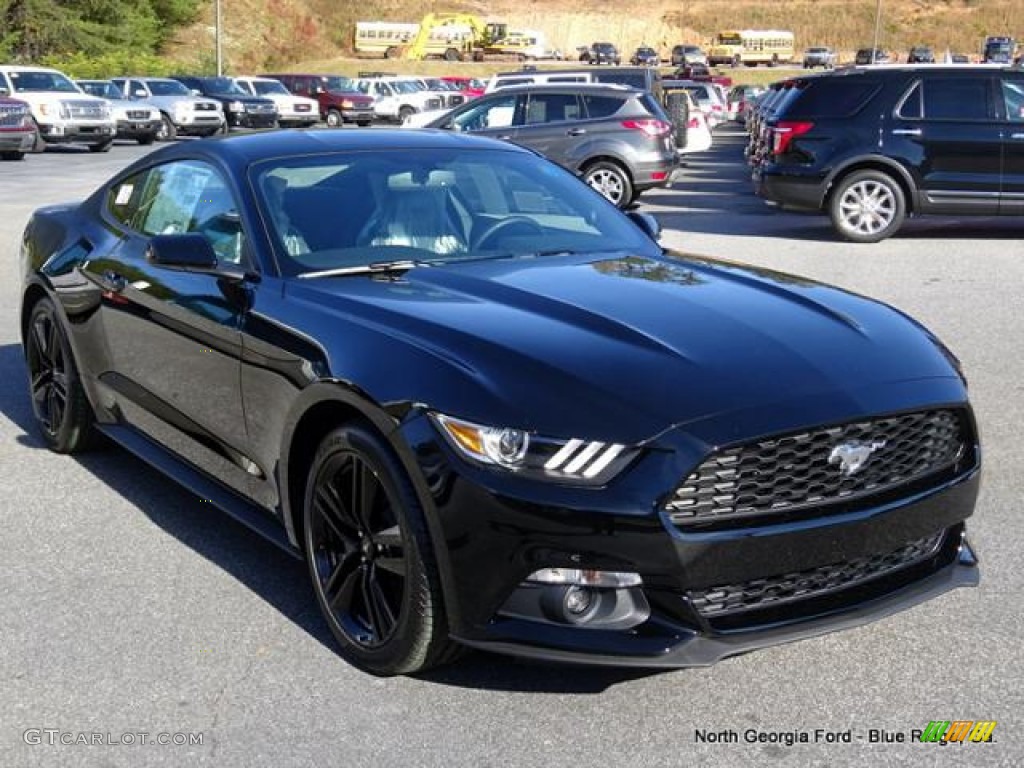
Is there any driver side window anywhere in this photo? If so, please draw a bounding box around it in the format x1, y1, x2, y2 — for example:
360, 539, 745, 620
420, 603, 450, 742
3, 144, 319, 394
107, 160, 248, 265
452, 94, 521, 131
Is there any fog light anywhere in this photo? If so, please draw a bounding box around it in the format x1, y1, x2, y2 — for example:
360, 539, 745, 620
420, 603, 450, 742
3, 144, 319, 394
527, 568, 642, 588
564, 585, 593, 615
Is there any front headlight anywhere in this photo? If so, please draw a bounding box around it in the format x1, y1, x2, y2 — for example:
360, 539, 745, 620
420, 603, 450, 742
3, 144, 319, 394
341, 99, 354, 108
432, 413, 636, 484
228, 101, 245, 112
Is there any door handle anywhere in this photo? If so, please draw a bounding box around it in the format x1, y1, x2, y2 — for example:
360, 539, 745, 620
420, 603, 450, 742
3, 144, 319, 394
891, 128, 922, 136
567, 128, 587, 136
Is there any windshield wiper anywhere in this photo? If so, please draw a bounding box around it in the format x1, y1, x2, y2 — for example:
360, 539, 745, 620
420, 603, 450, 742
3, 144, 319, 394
296, 260, 432, 279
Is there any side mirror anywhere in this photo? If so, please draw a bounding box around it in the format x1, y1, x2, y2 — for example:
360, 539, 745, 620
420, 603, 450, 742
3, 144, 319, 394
190, 89, 202, 96
627, 211, 662, 242
0, 86, 9, 97
133, 89, 147, 99
147, 233, 219, 270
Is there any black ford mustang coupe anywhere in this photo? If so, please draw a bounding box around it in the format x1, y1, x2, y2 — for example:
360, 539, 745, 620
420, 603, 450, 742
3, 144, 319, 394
20, 130, 980, 675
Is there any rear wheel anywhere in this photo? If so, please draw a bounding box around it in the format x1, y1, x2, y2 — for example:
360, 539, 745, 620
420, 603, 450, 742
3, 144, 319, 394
444, 48, 460, 62
303, 424, 457, 676
583, 160, 633, 209
731, 55, 741, 68
384, 46, 398, 60
1, 151, 25, 161
24, 297, 96, 453
829, 169, 906, 243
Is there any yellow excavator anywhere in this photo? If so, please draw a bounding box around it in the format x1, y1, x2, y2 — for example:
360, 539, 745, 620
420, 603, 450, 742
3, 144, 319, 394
398, 13, 507, 61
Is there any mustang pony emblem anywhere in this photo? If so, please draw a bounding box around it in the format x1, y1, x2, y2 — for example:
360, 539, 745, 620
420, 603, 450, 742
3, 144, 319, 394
828, 440, 887, 477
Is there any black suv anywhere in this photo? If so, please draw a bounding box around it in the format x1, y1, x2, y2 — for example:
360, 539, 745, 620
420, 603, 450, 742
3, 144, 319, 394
581, 42, 621, 66
171, 75, 278, 130
754, 66, 1024, 242
420, 84, 677, 207
907, 46, 935, 64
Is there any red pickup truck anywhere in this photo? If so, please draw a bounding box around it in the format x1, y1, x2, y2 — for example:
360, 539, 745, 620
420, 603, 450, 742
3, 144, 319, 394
0, 97, 38, 160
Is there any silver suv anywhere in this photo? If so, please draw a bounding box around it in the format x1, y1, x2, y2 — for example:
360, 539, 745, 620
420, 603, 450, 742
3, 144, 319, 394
420, 84, 677, 207
112, 77, 224, 140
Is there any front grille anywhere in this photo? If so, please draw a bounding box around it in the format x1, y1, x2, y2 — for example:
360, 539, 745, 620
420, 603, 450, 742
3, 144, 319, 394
195, 102, 218, 112
247, 103, 276, 114
666, 409, 967, 528
65, 100, 106, 119
0, 104, 27, 126
446, 94, 465, 107
125, 110, 150, 120
688, 530, 946, 619
424, 97, 442, 110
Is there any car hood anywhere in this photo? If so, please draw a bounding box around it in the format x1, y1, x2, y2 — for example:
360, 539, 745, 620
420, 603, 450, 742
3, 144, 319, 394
290, 251, 962, 444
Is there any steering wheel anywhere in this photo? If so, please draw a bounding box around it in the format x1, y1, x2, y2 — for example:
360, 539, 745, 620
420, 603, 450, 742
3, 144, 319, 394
472, 216, 545, 251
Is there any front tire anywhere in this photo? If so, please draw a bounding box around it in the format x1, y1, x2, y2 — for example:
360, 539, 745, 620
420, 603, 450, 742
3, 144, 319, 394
24, 297, 96, 453
829, 169, 906, 243
88, 140, 113, 153
2, 150, 25, 160
156, 114, 177, 141
303, 424, 456, 676
325, 109, 343, 128
583, 160, 633, 209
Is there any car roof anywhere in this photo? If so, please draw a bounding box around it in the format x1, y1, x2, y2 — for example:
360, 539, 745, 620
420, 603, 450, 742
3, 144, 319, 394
114, 128, 535, 173
484, 83, 642, 94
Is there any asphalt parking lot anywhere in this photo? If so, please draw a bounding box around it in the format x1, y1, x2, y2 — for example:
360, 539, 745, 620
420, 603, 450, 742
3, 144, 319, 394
1, 129, 1022, 767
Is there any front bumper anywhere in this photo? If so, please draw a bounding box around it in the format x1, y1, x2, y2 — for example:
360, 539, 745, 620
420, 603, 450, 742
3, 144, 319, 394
459, 533, 979, 667
229, 111, 278, 129
341, 107, 375, 123
36, 122, 115, 144
0, 130, 35, 152
397, 389, 980, 667
115, 119, 161, 139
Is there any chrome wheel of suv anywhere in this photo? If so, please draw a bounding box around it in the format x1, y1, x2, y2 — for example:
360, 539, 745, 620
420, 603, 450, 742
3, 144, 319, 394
583, 161, 633, 209
830, 170, 906, 243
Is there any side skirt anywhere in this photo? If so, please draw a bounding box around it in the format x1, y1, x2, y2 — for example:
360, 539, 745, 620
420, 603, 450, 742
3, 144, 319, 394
96, 423, 302, 560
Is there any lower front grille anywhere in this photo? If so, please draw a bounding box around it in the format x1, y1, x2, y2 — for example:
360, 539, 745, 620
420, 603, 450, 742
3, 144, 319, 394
688, 530, 946, 621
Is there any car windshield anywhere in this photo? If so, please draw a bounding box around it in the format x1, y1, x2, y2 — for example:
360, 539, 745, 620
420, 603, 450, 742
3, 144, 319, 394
253, 80, 290, 96
9, 70, 79, 93
147, 80, 190, 96
322, 76, 355, 92
203, 77, 246, 94
78, 81, 123, 99
250, 147, 659, 276
390, 81, 420, 94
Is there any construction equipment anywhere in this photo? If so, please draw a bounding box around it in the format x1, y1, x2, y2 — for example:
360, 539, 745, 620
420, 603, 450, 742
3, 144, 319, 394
400, 13, 507, 61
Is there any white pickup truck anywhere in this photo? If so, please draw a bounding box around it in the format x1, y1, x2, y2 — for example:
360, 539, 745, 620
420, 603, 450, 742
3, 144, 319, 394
0, 65, 115, 152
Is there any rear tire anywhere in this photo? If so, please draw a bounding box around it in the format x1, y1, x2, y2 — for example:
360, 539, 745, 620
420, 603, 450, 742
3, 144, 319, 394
1, 151, 25, 160
24, 297, 96, 453
829, 169, 906, 243
582, 160, 633, 209
303, 424, 458, 676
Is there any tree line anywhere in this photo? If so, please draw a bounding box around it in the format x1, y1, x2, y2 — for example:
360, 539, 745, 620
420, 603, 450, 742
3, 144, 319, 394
0, 0, 201, 61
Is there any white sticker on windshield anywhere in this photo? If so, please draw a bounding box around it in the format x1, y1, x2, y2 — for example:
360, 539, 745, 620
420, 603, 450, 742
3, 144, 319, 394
114, 184, 133, 206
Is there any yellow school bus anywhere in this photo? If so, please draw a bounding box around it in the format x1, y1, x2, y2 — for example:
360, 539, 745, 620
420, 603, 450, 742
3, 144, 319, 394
707, 30, 795, 67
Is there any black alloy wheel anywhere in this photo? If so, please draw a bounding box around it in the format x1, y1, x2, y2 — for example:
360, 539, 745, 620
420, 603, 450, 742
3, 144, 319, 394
303, 424, 457, 675
25, 298, 95, 453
